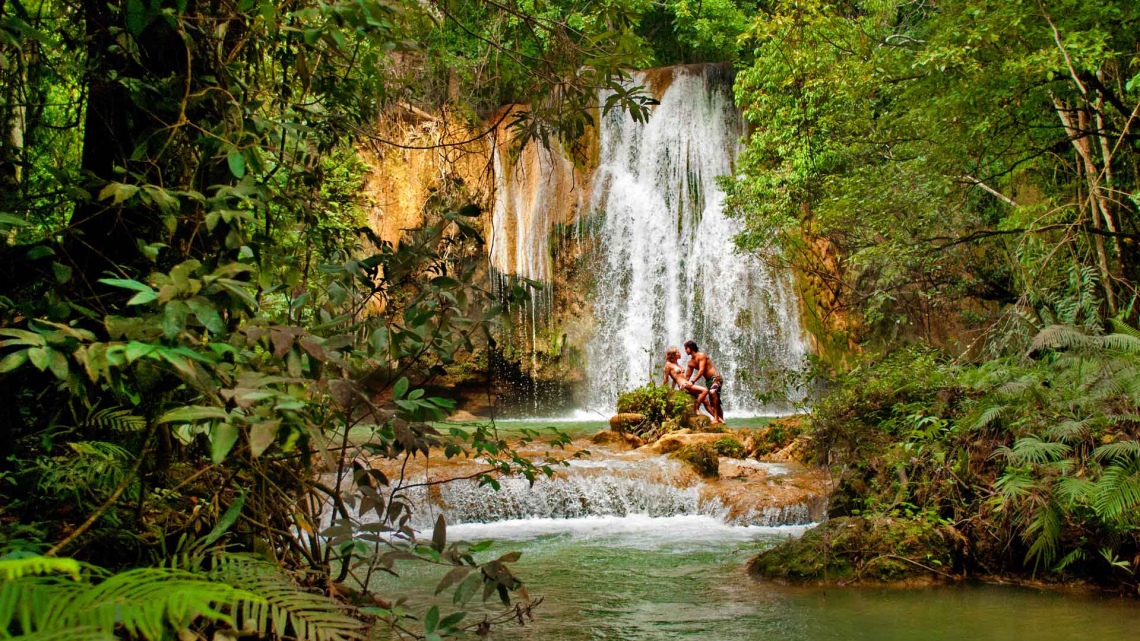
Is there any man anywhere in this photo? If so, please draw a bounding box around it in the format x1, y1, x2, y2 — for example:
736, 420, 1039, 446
684, 340, 724, 424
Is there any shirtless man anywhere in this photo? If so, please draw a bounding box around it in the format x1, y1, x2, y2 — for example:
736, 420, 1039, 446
663, 347, 713, 416
684, 340, 724, 424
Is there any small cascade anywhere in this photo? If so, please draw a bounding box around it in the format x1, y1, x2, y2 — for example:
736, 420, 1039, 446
387, 458, 825, 531
584, 64, 809, 414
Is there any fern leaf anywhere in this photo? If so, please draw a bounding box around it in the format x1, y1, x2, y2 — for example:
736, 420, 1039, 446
1031, 325, 1093, 353
1108, 318, 1140, 340
974, 405, 1008, 431
87, 408, 146, 432
0, 556, 81, 581
211, 554, 363, 641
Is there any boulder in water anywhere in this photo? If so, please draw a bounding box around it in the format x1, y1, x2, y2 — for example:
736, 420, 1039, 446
640, 431, 726, 455
609, 413, 645, 433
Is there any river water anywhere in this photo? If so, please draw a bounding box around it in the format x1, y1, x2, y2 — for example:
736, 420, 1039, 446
368, 422, 1140, 640
376, 514, 1140, 640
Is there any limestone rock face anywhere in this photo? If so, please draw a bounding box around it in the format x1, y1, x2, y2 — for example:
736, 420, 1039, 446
609, 413, 645, 433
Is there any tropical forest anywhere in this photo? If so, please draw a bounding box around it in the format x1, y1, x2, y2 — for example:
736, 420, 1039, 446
3, 0, 1140, 639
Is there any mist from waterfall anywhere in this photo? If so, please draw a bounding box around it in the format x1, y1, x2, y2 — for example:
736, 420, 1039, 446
584, 65, 808, 414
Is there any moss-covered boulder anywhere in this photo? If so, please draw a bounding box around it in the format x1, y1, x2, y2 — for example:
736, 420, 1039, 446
751, 415, 806, 457
748, 516, 962, 584
711, 436, 745, 458
672, 442, 720, 478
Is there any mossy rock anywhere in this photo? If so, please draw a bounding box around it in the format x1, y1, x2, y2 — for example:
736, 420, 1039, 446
752, 415, 806, 456
609, 413, 645, 433
711, 436, 745, 459
672, 442, 719, 478
748, 516, 961, 584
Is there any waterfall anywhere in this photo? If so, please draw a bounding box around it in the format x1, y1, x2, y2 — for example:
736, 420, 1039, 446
584, 64, 808, 414
480, 65, 809, 416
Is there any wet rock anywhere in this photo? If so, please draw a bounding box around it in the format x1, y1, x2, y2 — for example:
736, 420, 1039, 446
683, 414, 712, 431
590, 430, 644, 449
640, 432, 725, 455
609, 413, 645, 433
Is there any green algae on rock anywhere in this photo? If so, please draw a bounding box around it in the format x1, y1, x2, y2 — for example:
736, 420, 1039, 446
748, 516, 963, 584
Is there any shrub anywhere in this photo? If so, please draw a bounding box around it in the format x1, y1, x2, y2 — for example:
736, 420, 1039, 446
672, 443, 719, 478
616, 384, 691, 427
712, 437, 745, 459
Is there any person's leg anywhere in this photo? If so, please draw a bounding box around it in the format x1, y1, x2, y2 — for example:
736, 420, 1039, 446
709, 380, 724, 423
686, 384, 709, 415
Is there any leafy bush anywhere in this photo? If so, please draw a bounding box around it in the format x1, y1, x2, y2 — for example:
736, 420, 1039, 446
672, 443, 719, 478
616, 384, 692, 427
712, 437, 745, 459
806, 326, 1140, 589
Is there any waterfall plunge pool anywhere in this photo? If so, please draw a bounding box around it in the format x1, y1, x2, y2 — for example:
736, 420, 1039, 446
373, 514, 1140, 641
364, 422, 1140, 640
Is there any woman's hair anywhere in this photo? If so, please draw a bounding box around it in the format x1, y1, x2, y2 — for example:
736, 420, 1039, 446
666, 347, 680, 361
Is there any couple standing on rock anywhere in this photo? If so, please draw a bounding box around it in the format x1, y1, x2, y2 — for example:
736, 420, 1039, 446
662, 341, 725, 424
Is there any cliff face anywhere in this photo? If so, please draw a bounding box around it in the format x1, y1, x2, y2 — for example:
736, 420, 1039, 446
360, 103, 599, 412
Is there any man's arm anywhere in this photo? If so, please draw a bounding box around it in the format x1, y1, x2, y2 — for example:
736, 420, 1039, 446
688, 356, 706, 383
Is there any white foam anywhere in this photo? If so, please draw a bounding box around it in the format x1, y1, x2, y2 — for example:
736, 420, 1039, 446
433, 514, 815, 547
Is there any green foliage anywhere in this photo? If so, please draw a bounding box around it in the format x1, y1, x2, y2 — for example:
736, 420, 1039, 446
616, 383, 692, 426
728, 0, 1140, 343
0, 0, 659, 637
809, 324, 1140, 589
672, 442, 719, 478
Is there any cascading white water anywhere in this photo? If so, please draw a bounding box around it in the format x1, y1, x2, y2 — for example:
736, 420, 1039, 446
395, 463, 823, 530
584, 64, 808, 414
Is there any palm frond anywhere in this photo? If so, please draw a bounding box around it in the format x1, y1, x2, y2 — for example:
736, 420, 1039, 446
1091, 440, 1140, 463
1054, 476, 1096, 505
1023, 501, 1063, 571
1003, 437, 1072, 465
1092, 458, 1140, 520
1044, 419, 1091, 443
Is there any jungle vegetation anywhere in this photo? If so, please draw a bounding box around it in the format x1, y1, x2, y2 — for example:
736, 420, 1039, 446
0, 1, 714, 639
727, 0, 1140, 591
4, 0, 1140, 638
